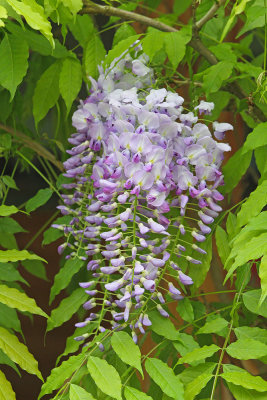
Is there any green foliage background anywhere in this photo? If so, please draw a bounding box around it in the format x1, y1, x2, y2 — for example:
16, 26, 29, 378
0, 1, 266, 399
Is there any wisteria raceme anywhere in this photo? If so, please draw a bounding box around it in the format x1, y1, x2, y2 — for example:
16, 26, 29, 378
53, 43, 233, 343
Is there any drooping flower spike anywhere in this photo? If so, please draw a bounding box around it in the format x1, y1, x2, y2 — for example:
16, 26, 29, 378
53, 43, 232, 342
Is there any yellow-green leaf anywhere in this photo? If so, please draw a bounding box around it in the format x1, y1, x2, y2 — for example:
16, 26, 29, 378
111, 331, 143, 376
7, 0, 54, 46
124, 386, 153, 400
221, 371, 267, 392
0, 284, 48, 317
0, 249, 45, 263
70, 384, 96, 400
84, 34, 106, 79
178, 344, 220, 365
259, 254, 267, 305
87, 356, 122, 400
0, 327, 43, 380
0, 205, 18, 217
0, 370, 16, 400
184, 373, 213, 400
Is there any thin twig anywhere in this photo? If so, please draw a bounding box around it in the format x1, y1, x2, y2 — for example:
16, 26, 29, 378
0, 124, 64, 171
196, 0, 227, 30
82, 1, 266, 122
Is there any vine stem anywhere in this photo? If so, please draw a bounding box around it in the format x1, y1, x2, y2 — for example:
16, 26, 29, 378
209, 271, 249, 399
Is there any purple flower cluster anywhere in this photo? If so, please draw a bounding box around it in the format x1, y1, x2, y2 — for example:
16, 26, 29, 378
54, 45, 232, 341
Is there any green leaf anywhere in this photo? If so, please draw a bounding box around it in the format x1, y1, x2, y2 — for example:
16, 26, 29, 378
104, 35, 140, 67
0, 217, 25, 234
0, 326, 42, 379
255, 147, 267, 180
25, 188, 53, 213
215, 226, 230, 265
177, 298, 194, 323
188, 236, 212, 288
50, 258, 84, 304
0, 370, 16, 400
69, 384, 96, 400
0, 349, 20, 375
226, 338, 267, 360
124, 386, 153, 400
149, 311, 180, 340
177, 344, 220, 365
22, 259, 48, 281
47, 288, 88, 331
164, 31, 189, 69
184, 373, 213, 400
225, 232, 267, 280
259, 254, 267, 304
39, 353, 86, 399
0, 133, 11, 150
173, 0, 191, 16
113, 23, 136, 47
197, 317, 228, 335
59, 57, 82, 114
2, 176, 18, 190
111, 331, 143, 376
0, 205, 18, 217
0, 284, 47, 316
173, 333, 200, 358
68, 14, 95, 48
203, 62, 234, 94
5, 20, 68, 58
87, 356, 122, 400
209, 43, 237, 63
0, 233, 17, 250
0, 33, 28, 100
145, 358, 184, 400
0, 303, 21, 332
33, 61, 61, 125
243, 123, 267, 153
227, 382, 267, 400
232, 212, 267, 247
243, 289, 267, 318
0, 262, 27, 284
142, 30, 164, 60
84, 34, 106, 79
221, 371, 267, 392
63, 0, 83, 16
7, 0, 54, 46
0, 249, 45, 263
178, 363, 216, 386
234, 326, 267, 345
236, 180, 267, 228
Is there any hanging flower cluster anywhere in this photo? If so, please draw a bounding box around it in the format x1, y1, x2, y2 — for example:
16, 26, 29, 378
53, 44, 233, 342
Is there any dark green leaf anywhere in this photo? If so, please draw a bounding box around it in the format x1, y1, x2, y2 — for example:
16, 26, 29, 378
59, 57, 82, 114
68, 14, 95, 48
25, 188, 53, 213
0, 33, 29, 100
0, 303, 21, 332
33, 61, 61, 125
50, 258, 84, 304
0, 262, 27, 284
47, 288, 88, 331
2, 176, 18, 190
0, 217, 24, 234
21, 259, 48, 281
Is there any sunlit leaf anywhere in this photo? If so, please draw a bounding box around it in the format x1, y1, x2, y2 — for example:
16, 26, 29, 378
69, 384, 96, 400
0, 370, 16, 400
87, 356, 122, 400
111, 331, 143, 376
221, 371, 267, 392
0, 327, 42, 379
